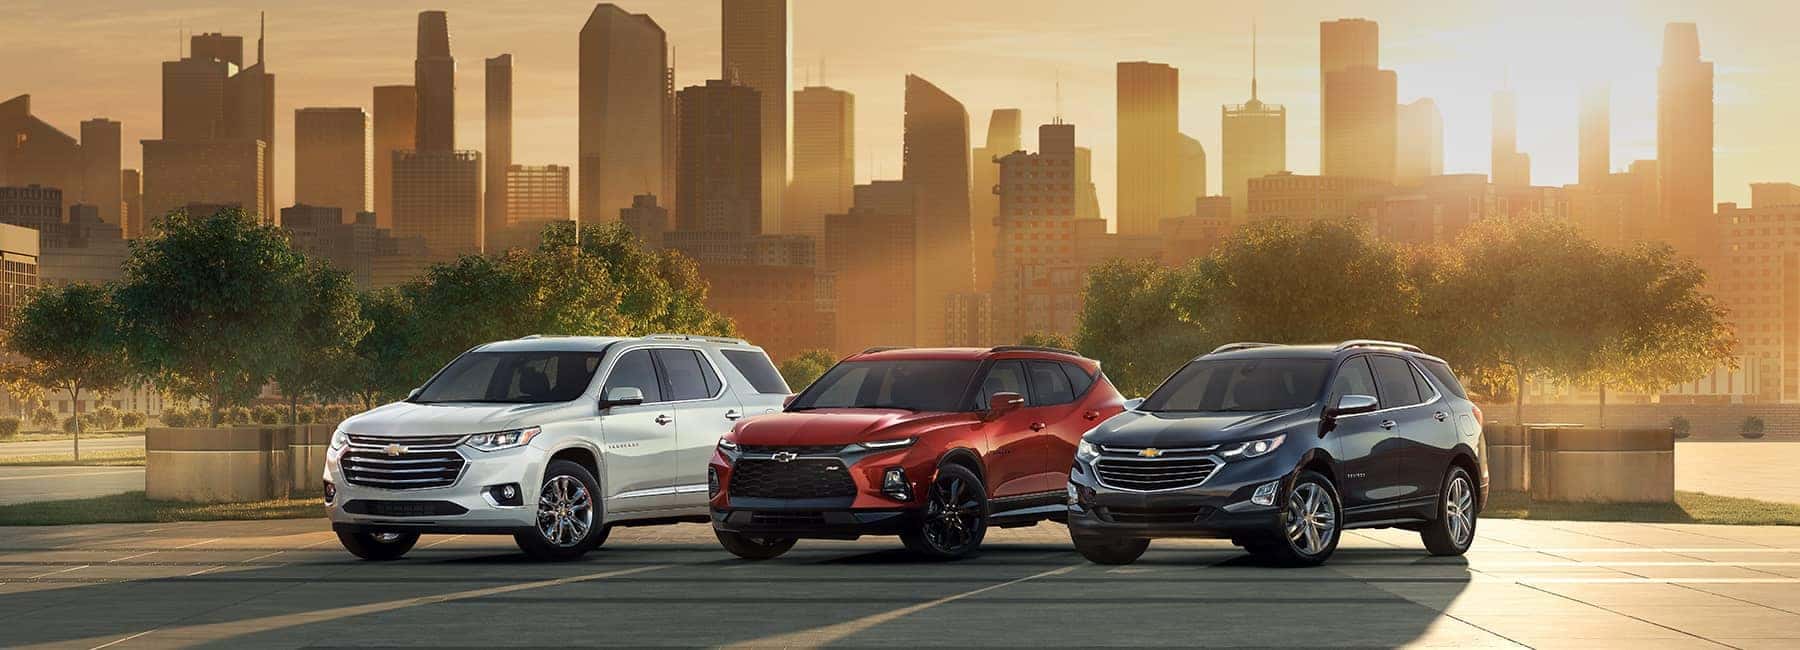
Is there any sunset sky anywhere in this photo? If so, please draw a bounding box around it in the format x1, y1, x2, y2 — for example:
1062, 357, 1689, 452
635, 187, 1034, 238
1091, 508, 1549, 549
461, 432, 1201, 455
6, 0, 1798, 222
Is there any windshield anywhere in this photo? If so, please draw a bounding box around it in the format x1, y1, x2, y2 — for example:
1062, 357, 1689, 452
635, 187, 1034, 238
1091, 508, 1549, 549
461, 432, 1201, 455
788, 360, 981, 412
1140, 358, 1332, 413
414, 351, 605, 404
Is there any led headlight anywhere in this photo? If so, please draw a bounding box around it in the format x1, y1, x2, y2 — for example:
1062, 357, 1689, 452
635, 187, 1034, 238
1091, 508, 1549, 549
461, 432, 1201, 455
717, 437, 739, 451
855, 438, 915, 451
463, 426, 541, 452
1218, 434, 1286, 460
329, 429, 350, 451
1076, 439, 1100, 462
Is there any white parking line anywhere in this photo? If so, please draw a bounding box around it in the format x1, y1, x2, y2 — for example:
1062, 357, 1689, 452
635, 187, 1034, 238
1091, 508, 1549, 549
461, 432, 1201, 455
172, 538, 221, 549
108, 551, 157, 563
28, 565, 88, 579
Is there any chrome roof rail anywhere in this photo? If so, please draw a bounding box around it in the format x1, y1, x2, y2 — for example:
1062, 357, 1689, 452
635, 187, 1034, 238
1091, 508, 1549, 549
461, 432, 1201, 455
1209, 342, 1281, 354
860, 346, 911, 354
988, 345, 1083, 357
645, 333, 751, 345
1335, 339, 1423, 353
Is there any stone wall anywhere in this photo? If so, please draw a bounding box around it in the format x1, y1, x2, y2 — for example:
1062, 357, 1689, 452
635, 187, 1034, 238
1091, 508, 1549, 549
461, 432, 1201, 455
145, 422, 340, 503
1480, 403, 1794, 440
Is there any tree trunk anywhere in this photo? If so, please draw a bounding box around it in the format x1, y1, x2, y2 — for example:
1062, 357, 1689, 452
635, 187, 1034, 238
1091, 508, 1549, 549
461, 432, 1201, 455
288, 393, 299, 425
1514, 365, 1526, 428
66, 385, 81, 463
1597, 383, 1608, 429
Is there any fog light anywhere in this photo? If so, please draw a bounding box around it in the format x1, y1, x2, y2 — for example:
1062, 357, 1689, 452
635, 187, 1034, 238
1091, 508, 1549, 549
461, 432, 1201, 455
485, 483, 524, 507
1251, 480, 1280, 507
708, 466, 721, 498
1066, 483, 1080, 506
323, 481, 336, 505
882, 468, 911, 501
501, 484, 517, 500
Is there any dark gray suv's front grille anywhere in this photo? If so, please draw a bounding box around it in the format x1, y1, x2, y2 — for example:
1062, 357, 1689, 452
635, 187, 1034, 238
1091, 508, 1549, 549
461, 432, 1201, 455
1093, 456, 1220, 492
342, 434, 467, 490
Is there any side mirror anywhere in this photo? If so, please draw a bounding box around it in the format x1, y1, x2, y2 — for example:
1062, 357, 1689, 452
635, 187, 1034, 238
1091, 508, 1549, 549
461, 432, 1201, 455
1328, 394, 1380, 418
782, 394, 797, 408
981, 392, 1025, 422
1122, 397, 1145, 411
600, 386, 645, 410
407, 387, 423, 401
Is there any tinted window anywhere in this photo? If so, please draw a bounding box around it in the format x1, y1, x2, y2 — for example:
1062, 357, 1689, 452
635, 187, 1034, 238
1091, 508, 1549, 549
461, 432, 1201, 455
1028, 361, 1076, 405
603, 349, 663, 403
1369, 355, 1423, 408
654, 349, 711, 401
697, 353, 723, 396
722, 349, 790, 394
1141, 359, 1332, 413
790, 360, 982, 412
1061, 363, 1095, 398
1420, 359, 1468, 399
416, 351, 604, 404
1328, 357, 1379, 407
1411, 364, 1439, 401
978, 361, 1029, 406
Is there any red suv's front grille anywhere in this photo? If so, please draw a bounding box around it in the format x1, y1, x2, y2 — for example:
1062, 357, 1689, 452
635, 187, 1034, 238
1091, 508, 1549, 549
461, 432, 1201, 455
730, 459, 857, 499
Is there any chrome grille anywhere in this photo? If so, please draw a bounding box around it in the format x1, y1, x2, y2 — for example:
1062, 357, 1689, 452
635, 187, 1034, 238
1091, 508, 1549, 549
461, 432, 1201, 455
342, 434, 467, 490
1093, 454, 1221, 493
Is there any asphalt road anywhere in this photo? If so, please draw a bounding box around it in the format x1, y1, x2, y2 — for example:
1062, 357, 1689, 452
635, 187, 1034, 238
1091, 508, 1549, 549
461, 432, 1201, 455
4, 518, 1800, 648
0, 466, 144, 506
0, 435, 144, 458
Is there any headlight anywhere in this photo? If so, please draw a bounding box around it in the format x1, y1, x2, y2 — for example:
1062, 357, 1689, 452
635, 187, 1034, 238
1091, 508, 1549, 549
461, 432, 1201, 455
717, 437, 739, 451
330, 429, 349, 451
464, 426, 541, 452
855, 438, 915, 451
1218, 434, 1285, 460
1076, 439, 1100, 462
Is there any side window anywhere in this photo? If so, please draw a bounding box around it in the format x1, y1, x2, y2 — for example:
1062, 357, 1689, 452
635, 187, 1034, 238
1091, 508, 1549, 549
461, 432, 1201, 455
722, 349, 791, 394
602, 349, 662, 403
978, 360, 1029, 407
653, 349, 711, 401
1421, 360, 1468, 399
1027, 360, 1076, 405
1369, 355, 1423, 408
1328, 357, 1378, 407
1411, 363, 1439, 401
1060, 362, 1095, 398
697, 352, 723, 396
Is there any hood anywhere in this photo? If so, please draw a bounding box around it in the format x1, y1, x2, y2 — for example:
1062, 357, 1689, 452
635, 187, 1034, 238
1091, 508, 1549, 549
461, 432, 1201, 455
1083, 407, 1315, 448
340, 400, 578, 437
730, 408, 974, 446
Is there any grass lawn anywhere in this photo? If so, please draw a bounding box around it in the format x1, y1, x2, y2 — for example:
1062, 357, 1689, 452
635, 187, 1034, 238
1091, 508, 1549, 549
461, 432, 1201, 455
0, 491, 321, 526
0, 448, 145, 467
1485, 490, 1800, 526
1, 430, 141, 444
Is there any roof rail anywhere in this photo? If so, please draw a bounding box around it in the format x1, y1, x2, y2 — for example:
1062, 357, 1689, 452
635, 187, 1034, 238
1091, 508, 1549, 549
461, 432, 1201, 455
517, 334, 573, 340
989, 345, 1083, 357
646, 333, 751, 346
860, 346, 911, 354
1209, 342, 1280, 354
1335, 339, 1423, 353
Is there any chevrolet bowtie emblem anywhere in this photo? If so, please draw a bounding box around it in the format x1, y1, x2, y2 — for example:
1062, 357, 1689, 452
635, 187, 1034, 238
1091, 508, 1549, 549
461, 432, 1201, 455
384, 443, 407, 457
1138, 448, 1163, 458
771, 451, 798, 463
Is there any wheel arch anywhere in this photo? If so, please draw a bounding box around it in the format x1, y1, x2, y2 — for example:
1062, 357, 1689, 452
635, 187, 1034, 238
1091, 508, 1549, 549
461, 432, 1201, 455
936, 447, 986, 485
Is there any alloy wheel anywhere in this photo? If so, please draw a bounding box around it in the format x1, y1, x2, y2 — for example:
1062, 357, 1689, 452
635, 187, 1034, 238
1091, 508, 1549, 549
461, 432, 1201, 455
537, 475, 595, 548
1285, 482, 1337, 556
372, 532, 405, 544
1446, 475, 1475, 547
923, 474, 982, 552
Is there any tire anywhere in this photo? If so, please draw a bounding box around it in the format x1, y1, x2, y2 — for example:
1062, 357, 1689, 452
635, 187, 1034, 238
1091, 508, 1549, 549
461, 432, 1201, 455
514, 460, 609, 561
1248, 471, 1342, 567
337, 531, 419, 561
1073, 536, 1150, 565
1422, 466, 1478, 556
899, 464, 989, 559
714, 530, 798, 560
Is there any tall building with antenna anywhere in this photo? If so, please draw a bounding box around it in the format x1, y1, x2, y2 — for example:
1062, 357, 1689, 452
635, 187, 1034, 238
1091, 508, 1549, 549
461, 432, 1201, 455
141, 13, 275, 225
1222, 23, 1286, 222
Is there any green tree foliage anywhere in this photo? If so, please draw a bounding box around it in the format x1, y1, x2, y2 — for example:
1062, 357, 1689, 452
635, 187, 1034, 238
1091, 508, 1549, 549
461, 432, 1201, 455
778, 349, 839, 392
1074, 258, 1210, 396
271, 261, 371, 423
7, 282, 132, 459
348, 289, 421, 409
114, 208, 310, 425
1183, 219, 1416, 344
1578, 244, 1736, 425
1020, 332, 1076, 350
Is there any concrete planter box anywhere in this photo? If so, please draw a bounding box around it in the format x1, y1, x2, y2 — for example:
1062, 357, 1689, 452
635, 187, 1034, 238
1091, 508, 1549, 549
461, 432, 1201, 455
145, 421, 342, 503
1482, 424, 1529, 493
1528, 426, 1674, 503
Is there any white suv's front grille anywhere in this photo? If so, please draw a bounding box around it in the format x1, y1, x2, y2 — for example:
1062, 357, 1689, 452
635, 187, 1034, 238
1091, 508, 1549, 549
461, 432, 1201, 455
341, 434, 467, 490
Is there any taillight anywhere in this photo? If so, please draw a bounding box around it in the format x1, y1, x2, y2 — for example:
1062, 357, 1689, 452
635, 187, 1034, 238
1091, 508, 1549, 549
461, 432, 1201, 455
1471, 403, 1484, 427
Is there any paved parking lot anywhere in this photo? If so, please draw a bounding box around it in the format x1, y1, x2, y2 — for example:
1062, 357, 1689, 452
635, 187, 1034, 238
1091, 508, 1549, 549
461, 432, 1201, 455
3, 517, 1800, 648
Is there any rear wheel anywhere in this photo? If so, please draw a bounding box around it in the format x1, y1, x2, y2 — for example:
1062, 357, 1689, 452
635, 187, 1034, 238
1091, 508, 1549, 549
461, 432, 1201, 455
1247, 471, 1341, 567
337, 531, 419, 561
899, 464, 989, 559
1072, 536, 1150, 565
514, 460, 609, 561
715, 530, 797, 560
1422, 466, 1478, 556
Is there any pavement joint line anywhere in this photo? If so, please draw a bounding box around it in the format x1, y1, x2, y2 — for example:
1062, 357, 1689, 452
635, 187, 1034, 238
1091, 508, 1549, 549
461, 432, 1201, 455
242, 551, 284, 563
27, 564, 88, 579
108, 551, 158, 563
1517, 580, 1741, 649
1644, 522, 1783, 550
185, 566, 222, 577
172, 538, 221, 549
1671, 581, 1800, 617
420, 534, 465, 549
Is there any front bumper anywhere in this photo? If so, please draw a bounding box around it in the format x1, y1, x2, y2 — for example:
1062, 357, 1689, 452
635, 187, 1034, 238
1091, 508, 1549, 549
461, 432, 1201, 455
707, 444, 930, 540
324, 442, 546, 535
1065, 451, 1289, 541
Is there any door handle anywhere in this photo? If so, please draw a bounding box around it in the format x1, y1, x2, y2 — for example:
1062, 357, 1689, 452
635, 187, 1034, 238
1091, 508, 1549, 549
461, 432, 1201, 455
724, 410, 742, 421
1030, 422, 1047, 431
1083, 410, 1101, 421
1433, 411, 1449, 422
655, 414, 673, 426
1379, 419, 1397, 430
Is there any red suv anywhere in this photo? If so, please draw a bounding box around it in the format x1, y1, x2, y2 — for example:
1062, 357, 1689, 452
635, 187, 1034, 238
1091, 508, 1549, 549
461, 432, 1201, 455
708, 346, 1126, 559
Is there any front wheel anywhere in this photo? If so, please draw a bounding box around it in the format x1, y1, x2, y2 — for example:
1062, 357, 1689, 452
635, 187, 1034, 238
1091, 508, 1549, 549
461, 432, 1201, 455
1247, 471, 1342, 567
715, 530, 797, 560
337, 531, 419, 561
514, 460, 609, 561
1422, 466, 1478, 556
1073, 536, 1149, 565
899, 464, 989, 559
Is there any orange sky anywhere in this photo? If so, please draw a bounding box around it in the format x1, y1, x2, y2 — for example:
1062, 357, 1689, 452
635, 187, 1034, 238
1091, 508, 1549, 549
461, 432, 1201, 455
6, 0, 1798, 221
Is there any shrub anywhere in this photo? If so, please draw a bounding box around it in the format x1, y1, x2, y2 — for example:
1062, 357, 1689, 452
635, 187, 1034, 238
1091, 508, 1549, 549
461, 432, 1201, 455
227, 406, 253, 426
93, 405, 121, 431
252, 405, 282, 425
1741, 416, 1767, 440
324, 404, 352, 422
158, 407, 189, 428
1670, 416, 1692, 439
295, 407, 316, 424
0, 417, 19, 440
62, 416, 79, 433
29, 407, 57, 431
120, 412, 146, 429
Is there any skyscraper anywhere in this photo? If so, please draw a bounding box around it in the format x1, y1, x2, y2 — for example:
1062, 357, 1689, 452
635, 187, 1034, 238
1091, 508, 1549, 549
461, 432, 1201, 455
789, 86, 854, 242
0, 96, 80, 216
414, 11, 455, 152
1579, 84, 1611, 187
294, 108, 369, 220
903, 75, 973, 346
972, 108, 1022, 293
142, 19, 274, 224
1490, 88, 1531, 186
1116, 61, 1181, 235
391, 10, 482, 256
489, 163, 570, 251
1222, 30, 1287, 221
826, 180, 917, 352
676, 80, 761, 235
579, 4, 667, 224
722, 0, 791, 234
78, 118, 121, 228
486, 54, 513, 241
993, 121, 1081, 342
1658, 22, 1714, 261
372, 85, 416, 229
1320, 19, 1396, 183
1396, 98, 1443, 186
121, 169, 142, 238
1178, 133, 1207, 212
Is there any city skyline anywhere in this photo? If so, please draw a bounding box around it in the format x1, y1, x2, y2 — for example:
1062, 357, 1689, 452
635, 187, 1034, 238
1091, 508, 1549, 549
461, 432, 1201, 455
8, 1, 1796, 227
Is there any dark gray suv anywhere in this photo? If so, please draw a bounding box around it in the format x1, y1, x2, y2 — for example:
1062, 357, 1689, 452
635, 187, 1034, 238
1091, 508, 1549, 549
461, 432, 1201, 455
1065, 340, 1487, 566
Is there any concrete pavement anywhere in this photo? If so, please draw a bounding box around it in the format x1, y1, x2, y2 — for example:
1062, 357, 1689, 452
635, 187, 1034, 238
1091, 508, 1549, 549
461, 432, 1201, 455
3, 517, 1800, 648
0, 435, 144, 459
0, 467, 144, 506
1678, 441, 1800, 505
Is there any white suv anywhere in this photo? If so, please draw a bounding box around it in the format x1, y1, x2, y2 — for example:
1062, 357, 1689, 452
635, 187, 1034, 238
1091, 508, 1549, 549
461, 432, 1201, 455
325, 334, 790, 561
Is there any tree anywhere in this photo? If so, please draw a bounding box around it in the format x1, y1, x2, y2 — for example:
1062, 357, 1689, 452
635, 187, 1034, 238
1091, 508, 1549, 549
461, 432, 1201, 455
1185, 220, 1417, 344
6, 283, 132, 460
0, 362, 46, 419
778, 349, 839, 392
348, 289, 422, 410
1074, 258, 1212, 396
1579, 244, 1736, 426
114, 208, 310, 426
271, 262, 371, 423
1020, 332, 1076, 350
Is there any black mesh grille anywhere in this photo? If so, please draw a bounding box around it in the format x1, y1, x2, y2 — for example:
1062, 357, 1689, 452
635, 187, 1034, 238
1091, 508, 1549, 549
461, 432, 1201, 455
343, 500, 469, 517
1093, 457, 1220, 492
729, 459, 857, 499
1101, 505, 1216, 525
739, 444, 847, 456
